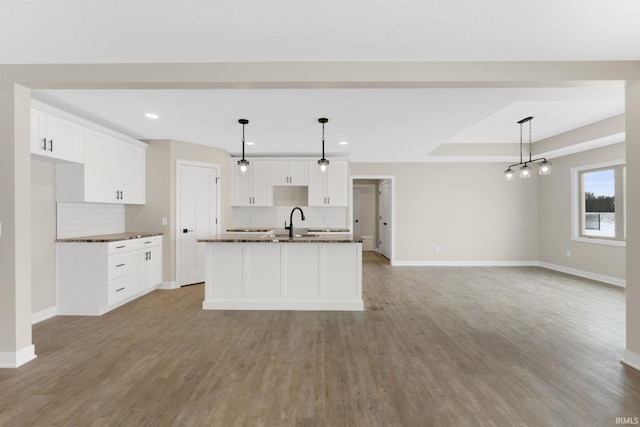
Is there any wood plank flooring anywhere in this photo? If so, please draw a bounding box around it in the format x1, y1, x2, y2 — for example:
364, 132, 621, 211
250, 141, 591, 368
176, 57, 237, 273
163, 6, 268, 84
2, 260, 640, 426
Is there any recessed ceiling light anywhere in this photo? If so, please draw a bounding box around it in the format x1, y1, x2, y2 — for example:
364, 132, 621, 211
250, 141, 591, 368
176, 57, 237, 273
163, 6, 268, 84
145, 113, 159, 119
246, 141, 255, 145
339, 141, 348, 145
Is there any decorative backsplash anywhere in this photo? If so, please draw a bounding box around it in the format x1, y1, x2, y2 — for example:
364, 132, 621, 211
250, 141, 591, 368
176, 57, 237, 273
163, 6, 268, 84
57, 202, 125, 239
232, 206, 348, 229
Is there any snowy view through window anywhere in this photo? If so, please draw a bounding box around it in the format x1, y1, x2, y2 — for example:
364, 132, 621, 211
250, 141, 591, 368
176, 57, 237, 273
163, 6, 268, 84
583, 169, 615, 237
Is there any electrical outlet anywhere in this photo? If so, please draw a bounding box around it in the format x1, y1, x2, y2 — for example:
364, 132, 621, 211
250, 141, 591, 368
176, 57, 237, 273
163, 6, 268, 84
250, 216, 254, 223
566, 250, 572, 257
435, 245, 440, 253
162, 217, 168, 226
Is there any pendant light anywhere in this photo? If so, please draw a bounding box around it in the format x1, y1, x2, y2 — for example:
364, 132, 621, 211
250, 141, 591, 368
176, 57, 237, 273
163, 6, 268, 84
503, 116, 552, 181
317, 118, 330, 173
237, 119, 250, 174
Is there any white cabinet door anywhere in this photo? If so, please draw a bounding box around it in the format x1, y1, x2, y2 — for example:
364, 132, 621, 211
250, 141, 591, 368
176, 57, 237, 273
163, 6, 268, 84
325, 160, 348, 206
118, 141, 146, 204
251, 161, 272, 206
308, 160, 348, 206
84, 129, 119, 202
30, 108, 84, 163
231, 160, 272, 206
271, 160, 308, 186
270, 161, 289, 186
30, 109, 47, 155
144, 245, 163, 289
307, 162, 326, 206
232, 161, 253, 206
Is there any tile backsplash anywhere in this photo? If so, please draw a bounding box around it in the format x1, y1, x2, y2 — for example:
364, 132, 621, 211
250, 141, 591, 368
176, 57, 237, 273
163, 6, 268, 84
232, 206, 348, 229
57, 202, 125, 239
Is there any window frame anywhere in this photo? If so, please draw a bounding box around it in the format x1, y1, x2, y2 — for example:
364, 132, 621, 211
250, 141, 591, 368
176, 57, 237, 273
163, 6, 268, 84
571, 159, 626, 247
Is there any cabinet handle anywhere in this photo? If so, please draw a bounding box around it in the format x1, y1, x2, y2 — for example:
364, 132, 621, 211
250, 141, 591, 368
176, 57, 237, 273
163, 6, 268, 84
116, 263, 126, 267
148, 251, 152, 260
144, 241, 152, 244
116, 190, 120, 200
121, 190, 124, 200
116, 287, 125, 293
145, 251, 149, 261
48, 139, 54, 152
116, 245, 126, 249
41, 138, 47, 151
327, 197, 330, 205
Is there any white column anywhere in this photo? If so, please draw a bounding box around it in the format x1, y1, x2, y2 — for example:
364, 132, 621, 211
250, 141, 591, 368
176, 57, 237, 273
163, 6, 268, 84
0, 83, 35, 368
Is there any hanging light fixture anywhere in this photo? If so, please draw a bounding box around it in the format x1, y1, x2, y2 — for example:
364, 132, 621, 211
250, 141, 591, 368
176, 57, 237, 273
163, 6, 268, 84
237, 119, 250, 174
317, 118, 330, 173
504, 116, 552, 181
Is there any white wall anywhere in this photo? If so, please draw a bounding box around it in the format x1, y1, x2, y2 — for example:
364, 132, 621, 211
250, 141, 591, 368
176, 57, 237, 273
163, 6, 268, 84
538, 143, 625, 283
350, 162, 539, 264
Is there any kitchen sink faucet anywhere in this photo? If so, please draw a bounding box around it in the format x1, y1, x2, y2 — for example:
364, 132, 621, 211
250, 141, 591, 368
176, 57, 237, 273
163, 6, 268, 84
285, 207, 306, 238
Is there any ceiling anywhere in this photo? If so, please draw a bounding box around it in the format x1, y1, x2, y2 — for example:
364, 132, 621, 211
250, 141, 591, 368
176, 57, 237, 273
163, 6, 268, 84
7, 0, 638, 162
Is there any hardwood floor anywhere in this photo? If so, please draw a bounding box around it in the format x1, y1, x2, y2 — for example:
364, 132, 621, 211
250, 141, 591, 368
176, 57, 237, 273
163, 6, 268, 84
2, 263, 640, 426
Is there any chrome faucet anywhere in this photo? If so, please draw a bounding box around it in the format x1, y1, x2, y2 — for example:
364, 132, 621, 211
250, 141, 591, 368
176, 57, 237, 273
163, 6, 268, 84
284, 207, 305, 238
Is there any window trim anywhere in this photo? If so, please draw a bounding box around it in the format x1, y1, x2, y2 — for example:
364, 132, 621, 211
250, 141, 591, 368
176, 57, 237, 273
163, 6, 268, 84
571, 159, 626, 247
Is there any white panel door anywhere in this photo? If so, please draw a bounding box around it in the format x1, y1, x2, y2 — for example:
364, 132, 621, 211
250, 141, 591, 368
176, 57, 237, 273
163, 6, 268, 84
379, 180, 392, 259
179, 164, 218, 286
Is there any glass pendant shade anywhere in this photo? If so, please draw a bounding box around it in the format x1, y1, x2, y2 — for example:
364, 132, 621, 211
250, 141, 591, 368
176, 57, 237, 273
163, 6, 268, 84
504, 168, 515, 181
318, 158, 329, 173
539, 160, 552, 175
520, 164, 531, 179
237, 159, 249, 174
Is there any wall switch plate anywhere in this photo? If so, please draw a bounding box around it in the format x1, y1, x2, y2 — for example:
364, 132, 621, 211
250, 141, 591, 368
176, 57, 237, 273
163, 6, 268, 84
162, 217, 168, 226
435, 245, 440, 253
566, 250, 572, 257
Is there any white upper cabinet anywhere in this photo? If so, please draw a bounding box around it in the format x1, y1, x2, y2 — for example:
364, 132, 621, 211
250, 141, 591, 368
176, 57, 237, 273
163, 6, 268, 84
308, 160, 348, 206
271, 160, 309, 186
231, 160, 272, 206
57, 128, 146, 205
30, 108, 85, 163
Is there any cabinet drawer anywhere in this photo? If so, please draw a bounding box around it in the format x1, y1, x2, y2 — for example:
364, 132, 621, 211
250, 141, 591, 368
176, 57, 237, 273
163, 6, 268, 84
135, 236, 162, 249
108, 254, 130, 279
108, 240, 134, 255
108, 277, 129, 305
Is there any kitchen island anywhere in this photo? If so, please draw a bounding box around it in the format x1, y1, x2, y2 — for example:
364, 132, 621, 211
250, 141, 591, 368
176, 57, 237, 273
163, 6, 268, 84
198, 233, 363, 311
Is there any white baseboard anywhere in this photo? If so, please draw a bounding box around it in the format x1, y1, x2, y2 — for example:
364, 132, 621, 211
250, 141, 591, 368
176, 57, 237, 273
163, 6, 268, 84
393, 260, 539, 267
539, 262, 625, 287
157, 281, 178, 290
622, 349, 640, 372
32, 306, 57, 324
0, 344, 37, 368
203, 299, 364, 311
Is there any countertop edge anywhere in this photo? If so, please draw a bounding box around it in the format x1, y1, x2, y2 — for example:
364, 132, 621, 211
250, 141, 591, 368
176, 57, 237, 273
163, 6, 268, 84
57, 232, 164, 243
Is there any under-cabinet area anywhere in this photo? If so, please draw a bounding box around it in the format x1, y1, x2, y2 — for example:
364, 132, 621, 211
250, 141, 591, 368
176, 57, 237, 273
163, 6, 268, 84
57, 234, 163, 316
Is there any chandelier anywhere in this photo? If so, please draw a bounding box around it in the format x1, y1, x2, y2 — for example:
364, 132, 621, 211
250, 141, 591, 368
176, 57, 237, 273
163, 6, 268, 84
504, 116, 551, 181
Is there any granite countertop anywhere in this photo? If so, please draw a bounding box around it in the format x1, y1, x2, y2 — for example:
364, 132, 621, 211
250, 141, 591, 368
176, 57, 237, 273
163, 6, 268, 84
199, 233, 363, 244
226, 228, 274, 233
57, 232, 163, 243
307, 228, 351, 233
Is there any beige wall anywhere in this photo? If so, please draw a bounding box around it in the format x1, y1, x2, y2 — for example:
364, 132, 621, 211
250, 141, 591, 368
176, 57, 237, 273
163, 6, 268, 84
126, 139, 231, 284
31, 160, 57, 313
538, 143, 625, 281
350, 162, 538, 263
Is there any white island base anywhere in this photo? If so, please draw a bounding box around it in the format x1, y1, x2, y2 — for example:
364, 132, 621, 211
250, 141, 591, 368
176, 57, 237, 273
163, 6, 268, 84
202, 242, 363, 311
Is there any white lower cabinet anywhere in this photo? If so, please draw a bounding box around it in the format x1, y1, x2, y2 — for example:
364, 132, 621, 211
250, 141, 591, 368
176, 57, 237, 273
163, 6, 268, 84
58, 236, 163, 315
203, 242, 363, 310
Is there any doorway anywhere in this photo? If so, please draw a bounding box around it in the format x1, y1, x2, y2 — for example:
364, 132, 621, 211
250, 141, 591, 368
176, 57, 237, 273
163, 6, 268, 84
351, 176, 395, 264
176, 161, 220, 287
